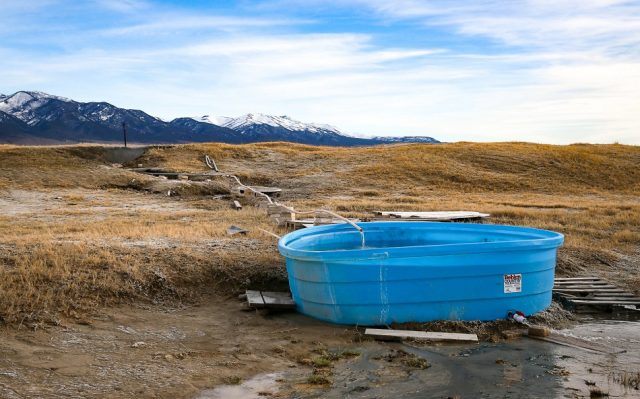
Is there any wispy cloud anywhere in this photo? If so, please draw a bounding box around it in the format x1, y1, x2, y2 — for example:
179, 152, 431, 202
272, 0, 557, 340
101, 15, 313, 36
1, 0, 638, 144
354, 0, 640, 48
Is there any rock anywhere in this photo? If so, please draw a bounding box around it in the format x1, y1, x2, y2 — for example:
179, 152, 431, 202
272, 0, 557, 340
131, 341, 146, 348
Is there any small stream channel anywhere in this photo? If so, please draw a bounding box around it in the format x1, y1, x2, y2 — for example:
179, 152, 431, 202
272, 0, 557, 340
199, 319, 639, 399
313, 319, 639, 398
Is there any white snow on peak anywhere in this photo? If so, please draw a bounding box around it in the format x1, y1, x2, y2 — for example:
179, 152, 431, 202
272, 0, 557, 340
0, 91, 72, 124
215, 113, 342, 134
190, 115, 234, 126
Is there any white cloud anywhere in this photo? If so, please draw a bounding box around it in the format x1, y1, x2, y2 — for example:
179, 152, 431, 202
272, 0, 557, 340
1, 0, 638, 144
101, 15, 311, 36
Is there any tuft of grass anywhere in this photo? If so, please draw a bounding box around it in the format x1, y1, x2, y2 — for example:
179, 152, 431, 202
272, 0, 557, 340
222, 376, 242, 385
403, 355, 430, 369
307, 373, 331, 385
311, 357, 332, 368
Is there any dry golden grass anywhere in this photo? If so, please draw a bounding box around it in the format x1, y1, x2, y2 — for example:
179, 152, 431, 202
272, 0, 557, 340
0, 142, 638, 325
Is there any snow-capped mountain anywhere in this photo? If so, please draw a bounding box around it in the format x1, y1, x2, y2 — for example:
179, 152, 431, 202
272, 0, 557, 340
0, 91, 439, 146
218, 113, 341, 135
190, 113, 373, 146
0, 91, 237, 144
372, 135, 440, 144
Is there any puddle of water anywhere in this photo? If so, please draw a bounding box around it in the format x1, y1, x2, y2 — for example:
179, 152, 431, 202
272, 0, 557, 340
555, 320, 640, 397
297, 320, 640, 399
195, 372, 282, 399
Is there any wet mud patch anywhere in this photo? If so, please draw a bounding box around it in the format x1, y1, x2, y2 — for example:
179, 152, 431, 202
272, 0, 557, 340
196, 372, 283, 399
294, 318, 640, 399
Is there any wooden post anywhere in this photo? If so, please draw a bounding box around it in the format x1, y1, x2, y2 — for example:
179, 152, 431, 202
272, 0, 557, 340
122, 122, 127, 148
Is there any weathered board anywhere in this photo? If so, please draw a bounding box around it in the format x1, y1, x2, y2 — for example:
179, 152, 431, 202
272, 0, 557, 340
246, 290, 264, 307
235, 186, 282, 198
226, 225, 248, 236
569, 300, 640, 305
365, 328, 479, 343
285, 218, 360, 229
527, 333, 626, 354
372, 211, 490, 221
553, 288, 628, 294
246, 290, 296, 310
554, 284, 619, 290
555, 277, 604, 281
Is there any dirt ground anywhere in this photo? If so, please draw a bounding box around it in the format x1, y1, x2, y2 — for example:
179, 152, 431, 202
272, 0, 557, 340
1, 297, 637, 399
0, 296, 361, 398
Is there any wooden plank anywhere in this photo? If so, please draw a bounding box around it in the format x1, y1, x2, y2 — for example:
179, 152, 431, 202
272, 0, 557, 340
246, 290, 295, 310
555, 277, 601, 281
260, 291, 296, 309
570, 300, 640, 305
246, 290, 265, 308
553, 288, 627, 293
553, 283, 612, 287
365, 328, 478, 343
372, 211, 489, 221
582, 296, 640, 301
286, 218, 359, 226
590, 292, 637, 297
527, 333, 626, 354
553, 284, 618, 290
249, 186, 282, 195
226, 225, 248, 236
613, 305, 640, 317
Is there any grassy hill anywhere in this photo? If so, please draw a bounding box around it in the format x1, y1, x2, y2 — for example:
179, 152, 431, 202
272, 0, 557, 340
0, 142, 638, 325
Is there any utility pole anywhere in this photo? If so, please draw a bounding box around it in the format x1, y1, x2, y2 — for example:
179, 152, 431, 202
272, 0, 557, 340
122, 122, 128, 148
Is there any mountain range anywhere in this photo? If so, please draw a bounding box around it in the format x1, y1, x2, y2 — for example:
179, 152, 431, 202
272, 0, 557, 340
0, 91, 439, 146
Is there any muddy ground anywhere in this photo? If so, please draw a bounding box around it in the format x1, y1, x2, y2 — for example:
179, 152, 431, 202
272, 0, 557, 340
1, 298, 638, 398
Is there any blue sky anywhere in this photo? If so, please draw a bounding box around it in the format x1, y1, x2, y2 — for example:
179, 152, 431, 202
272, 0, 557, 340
1, 0, 639, 143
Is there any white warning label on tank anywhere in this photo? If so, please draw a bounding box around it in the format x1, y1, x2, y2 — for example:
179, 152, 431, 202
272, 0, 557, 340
504, 274, 522, 293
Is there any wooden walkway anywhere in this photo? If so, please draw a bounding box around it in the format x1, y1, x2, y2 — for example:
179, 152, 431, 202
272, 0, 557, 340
553, 277, 640, 314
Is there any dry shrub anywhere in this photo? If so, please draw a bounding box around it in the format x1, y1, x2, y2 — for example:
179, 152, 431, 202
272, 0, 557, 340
0, 241, 285, 325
